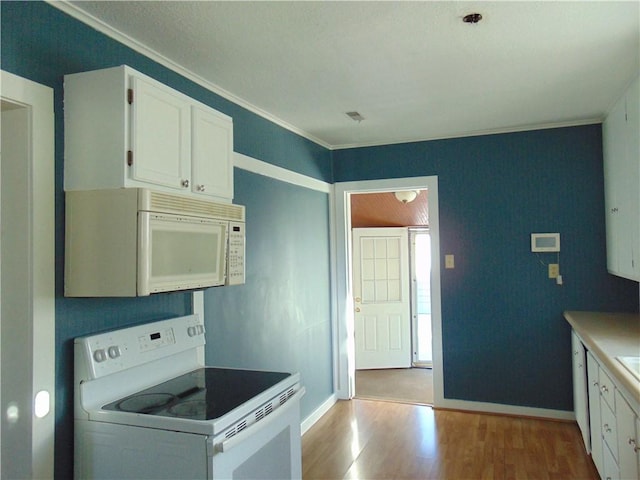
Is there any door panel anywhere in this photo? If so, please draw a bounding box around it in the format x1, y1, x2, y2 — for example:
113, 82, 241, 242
353, 228, 411, 369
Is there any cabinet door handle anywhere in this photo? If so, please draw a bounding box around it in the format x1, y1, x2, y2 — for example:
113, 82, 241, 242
600, 385, 608, 393
630, 438, 639, 453
196, 184, 205, 192
603, 423, 611, 433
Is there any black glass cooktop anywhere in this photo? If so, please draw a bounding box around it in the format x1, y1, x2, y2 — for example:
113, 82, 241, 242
102, 367, 291, 421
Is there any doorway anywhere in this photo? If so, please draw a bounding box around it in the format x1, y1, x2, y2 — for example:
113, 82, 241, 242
332, 176, 443, 407
1, 70, 55, 478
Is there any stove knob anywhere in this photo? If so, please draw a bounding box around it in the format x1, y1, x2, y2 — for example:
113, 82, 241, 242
93, 349, 107, 363
187, 326, 197, 337
108, 346, 121, 359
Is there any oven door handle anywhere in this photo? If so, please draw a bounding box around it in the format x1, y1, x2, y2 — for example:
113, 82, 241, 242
213, 387, 306, 455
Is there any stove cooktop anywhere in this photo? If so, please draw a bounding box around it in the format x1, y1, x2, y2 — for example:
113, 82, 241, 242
102, 367, 291, 421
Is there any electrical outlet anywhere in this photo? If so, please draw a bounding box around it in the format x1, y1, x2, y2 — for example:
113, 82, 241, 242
548, 263, 559, 279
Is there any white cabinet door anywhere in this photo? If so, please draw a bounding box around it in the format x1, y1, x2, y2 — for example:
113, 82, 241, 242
616, 390, 640, 480
130, 75, 191, 190
64, 66, 234, 201
572, 332, 590, 453
191, 106, 234, 200
353, 228, 411, 369
587, 351, 605, 478
603, 76, 640, 281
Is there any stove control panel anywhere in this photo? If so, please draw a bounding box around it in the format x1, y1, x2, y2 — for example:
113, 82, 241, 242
75, 314, 205, 380
138, 327, 175, 352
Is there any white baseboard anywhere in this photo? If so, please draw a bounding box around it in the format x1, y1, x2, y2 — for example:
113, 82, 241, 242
435, 398, 575, 421
301, 393, 338, 435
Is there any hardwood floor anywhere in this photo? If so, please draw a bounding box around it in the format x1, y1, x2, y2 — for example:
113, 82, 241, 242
355, 368, 433, 405
302, 399, 598, 480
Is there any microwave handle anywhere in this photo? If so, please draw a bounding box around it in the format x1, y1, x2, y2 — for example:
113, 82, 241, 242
212, 387, 305, 455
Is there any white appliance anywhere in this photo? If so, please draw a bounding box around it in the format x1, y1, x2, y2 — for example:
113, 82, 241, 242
65, 188, 245, 296
74, 314, 304, 479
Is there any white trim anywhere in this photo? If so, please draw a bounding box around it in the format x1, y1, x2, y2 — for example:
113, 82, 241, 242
331, 118, 602, 150
191, 291, 205, 365
435, 399, 575, 422
1, 70, 55, 479
47, 0, 331, 150
332, 177, 444, 407
234, 152, 331, 194
301, 394, 338, 435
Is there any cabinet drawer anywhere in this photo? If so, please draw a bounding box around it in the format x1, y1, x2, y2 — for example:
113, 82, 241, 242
599, 368, 616, 411
603, 440, 621, 480
601, 400, 619, 462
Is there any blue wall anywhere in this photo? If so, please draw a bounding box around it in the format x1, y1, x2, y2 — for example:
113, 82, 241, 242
333, 126, 639, 409
4, 1, 640, 479
1, 2, 332, 479
204, 170, 333, 409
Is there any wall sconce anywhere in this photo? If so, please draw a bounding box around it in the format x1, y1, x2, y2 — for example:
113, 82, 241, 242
394, 190, 419, 203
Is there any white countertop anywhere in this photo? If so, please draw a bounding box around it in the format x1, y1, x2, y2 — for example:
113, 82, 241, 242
564, 311, 640, 406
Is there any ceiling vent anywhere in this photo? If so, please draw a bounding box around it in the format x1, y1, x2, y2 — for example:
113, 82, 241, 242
346, 111, 365, 122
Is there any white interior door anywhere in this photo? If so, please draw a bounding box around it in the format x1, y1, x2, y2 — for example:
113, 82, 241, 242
353, 227, 411, 369
1, 70, 55, 479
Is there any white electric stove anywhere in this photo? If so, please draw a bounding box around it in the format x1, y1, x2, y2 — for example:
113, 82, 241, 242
74, 314, 304, 479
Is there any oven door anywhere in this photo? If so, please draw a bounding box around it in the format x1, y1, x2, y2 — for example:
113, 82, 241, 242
208, 388, 304, 480
138, 212, 227, 295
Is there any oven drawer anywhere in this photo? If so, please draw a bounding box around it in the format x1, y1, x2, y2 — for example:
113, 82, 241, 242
208, 387, 304, 479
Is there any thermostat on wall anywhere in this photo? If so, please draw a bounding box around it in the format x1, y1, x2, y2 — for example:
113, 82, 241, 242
531, 233, 560, 252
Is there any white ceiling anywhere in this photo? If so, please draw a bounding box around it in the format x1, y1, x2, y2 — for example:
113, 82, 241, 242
61, 1, 639, 149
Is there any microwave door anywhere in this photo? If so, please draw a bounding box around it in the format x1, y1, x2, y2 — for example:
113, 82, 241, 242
138, 212, 228, 295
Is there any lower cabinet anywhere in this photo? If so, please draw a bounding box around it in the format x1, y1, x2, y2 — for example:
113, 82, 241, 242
616, 390, 640, 479
573, 331, 591, 452
578, 341, 640, 480
587, 351, 605, 476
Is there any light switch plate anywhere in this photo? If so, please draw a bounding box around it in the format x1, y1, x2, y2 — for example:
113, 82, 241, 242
445, 254, 455, 269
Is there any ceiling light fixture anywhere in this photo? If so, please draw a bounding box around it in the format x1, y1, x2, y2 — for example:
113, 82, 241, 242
463, 13, 483, 24
394, 190, 419, 204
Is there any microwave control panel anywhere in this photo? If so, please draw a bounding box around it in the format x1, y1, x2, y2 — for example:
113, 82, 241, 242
227, 222, 245, 285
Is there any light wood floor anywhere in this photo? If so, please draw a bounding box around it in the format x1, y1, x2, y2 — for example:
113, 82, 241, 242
355, 368, 433, 405
302, 399, 598, 480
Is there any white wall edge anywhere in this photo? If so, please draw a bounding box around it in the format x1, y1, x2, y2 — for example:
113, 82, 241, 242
301, 393, 338, 435
435, 398, 575, 422
234, 152, 331, 194
1, 69, 56, 479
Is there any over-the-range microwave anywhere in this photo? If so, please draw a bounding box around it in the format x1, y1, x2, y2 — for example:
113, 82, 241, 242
64, 188, 245, 297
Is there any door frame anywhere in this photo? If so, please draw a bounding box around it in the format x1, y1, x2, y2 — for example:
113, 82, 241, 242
1, 69, 55, 478
332, 176, 443, 406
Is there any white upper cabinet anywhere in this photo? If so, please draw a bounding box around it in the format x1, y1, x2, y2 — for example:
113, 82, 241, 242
602, 75, 639, 281
191, 105, 233, 199
64, 65, 234, 201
